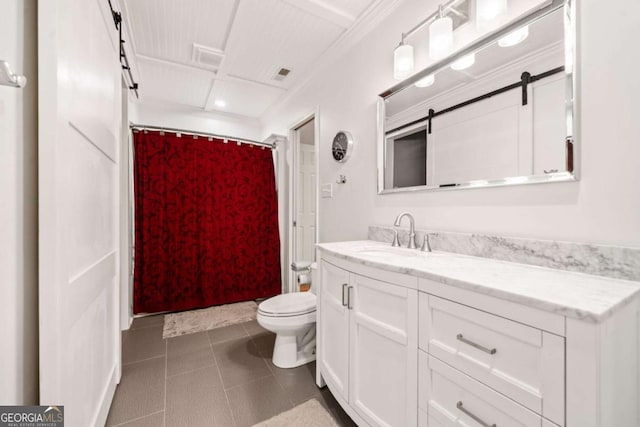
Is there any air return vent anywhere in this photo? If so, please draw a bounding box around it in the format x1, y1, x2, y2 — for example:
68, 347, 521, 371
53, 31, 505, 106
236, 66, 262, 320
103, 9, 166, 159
273, 67, 291, 81
191, 43, 224, 71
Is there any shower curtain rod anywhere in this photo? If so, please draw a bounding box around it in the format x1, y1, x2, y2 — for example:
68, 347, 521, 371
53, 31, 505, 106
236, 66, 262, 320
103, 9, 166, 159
129, 123, 276, 149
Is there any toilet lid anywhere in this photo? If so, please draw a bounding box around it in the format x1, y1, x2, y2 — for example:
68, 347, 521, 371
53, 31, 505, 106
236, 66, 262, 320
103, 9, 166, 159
258, 293, 316, 316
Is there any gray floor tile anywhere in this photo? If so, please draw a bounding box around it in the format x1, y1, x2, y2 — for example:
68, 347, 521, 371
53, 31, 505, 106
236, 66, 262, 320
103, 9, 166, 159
207, 323, 248, 345
270, 361, 321, 406
167, 347, 216, 377
212, 336, 271, 389
167, 331, 210, 356
106, 356, 166, 426
316, 388, 357, 427
242, 320, 267, 337
250, 331, 276, 358
226, 376, 293, 427
114, 411, 164, 427
165, 366, 233, 427
130, 315, 165, 330
122, 325, 166, 365
167, 331, 216, 377
110, 318, 355, 427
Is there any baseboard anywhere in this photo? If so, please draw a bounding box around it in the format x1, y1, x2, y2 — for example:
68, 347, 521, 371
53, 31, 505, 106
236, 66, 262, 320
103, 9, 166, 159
92, 363, 118, 427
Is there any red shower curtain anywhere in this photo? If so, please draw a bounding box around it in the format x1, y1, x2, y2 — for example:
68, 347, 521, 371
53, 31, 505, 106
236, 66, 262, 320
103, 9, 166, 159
132, 130, 281, 314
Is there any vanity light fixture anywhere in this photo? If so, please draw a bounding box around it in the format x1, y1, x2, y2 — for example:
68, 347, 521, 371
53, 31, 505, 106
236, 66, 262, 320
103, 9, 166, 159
393, 0, 470, 81
476, 0, 507, 31
450, 53, 475, 70
498, 25, 529, 47
393, 37, 414, 80
414, 74, 435, 88
429, 5, 454, 60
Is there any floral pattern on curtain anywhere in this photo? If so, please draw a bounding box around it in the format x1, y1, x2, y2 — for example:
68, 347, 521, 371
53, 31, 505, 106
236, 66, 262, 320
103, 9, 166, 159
133, 130, 281, 314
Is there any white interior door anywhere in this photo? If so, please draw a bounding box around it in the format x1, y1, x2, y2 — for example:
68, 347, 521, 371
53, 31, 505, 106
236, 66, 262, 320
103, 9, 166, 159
295, 137, 317, 263
39, 0, 122, 425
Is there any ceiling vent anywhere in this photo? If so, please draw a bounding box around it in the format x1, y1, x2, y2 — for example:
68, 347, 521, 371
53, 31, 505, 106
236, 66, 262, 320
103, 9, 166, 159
191, 43, 224, 72
273, 67, 291, 82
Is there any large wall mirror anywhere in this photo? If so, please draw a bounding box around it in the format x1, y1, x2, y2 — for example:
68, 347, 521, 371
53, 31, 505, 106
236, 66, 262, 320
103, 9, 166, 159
377, 0, 575, 193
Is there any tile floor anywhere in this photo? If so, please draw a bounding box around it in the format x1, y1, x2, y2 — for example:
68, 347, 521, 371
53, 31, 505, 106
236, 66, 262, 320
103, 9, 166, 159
106, 315, 357, 427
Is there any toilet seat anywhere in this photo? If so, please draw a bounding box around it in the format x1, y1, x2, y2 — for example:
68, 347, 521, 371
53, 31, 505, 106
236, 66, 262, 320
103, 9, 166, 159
258, 293, 316, 317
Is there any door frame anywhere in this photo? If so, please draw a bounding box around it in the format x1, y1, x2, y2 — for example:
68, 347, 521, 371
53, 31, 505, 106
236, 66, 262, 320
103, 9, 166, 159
287, 109, 320, 293
119, 78, 133, 330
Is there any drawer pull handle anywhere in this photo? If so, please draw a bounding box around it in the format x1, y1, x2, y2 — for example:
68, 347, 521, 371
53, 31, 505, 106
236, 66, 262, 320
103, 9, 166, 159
456, 334, 497, 355
341, 284, 348, 306
347, 286, 354, 310
457, 401, 496, 427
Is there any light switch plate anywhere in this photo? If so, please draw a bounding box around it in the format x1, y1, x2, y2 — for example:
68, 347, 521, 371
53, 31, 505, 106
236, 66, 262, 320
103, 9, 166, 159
321, 183, 333, 198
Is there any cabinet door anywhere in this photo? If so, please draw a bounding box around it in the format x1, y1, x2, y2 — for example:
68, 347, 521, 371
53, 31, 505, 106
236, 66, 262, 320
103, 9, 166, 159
318, 261, 351, 401
349, 274, 418, 427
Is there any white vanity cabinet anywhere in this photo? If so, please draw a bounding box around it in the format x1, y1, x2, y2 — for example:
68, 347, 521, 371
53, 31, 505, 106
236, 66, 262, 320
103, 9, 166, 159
318, 256, 418, 427
317, 243, 640, 427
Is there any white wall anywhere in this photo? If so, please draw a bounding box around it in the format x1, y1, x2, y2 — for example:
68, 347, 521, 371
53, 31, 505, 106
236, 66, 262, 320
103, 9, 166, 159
131, 100, 264, 142
0, 0, 39, 404
261, 0, 640, 248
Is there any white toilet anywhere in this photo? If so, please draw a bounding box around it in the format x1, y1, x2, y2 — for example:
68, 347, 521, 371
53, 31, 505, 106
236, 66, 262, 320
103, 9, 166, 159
257, 289, 317, 368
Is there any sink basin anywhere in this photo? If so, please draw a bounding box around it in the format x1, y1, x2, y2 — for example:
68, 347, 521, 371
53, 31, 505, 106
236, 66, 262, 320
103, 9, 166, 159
354, 246, 422, 258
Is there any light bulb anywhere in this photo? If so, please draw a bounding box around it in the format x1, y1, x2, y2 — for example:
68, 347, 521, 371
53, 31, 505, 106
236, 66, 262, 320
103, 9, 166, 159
429, 15, 453, 61
476, 0, 507, 31
498, 26, 529, 47
393, 43, 414, 80
414, 74, 435, 88
451, 53, 475, 70
214, 99, 226, 108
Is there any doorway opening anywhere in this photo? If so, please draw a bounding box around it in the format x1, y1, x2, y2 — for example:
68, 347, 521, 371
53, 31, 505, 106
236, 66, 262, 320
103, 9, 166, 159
289, 115, 318, 293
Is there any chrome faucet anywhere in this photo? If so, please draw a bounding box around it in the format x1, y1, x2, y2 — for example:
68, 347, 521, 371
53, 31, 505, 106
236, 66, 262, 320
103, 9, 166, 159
421, 234, 432, 252
393, 212, 417, 249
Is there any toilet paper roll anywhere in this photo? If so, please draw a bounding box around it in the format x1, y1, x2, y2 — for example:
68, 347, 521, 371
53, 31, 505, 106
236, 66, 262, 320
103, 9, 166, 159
298, 273, 310, 285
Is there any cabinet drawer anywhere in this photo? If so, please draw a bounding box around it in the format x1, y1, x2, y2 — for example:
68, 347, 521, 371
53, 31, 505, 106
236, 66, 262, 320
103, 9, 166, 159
419, 293, 564, 425
420, 352, 543, 427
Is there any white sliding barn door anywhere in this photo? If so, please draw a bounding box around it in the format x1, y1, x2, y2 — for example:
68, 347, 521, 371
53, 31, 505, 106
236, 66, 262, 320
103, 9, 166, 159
39, 0, 122, 425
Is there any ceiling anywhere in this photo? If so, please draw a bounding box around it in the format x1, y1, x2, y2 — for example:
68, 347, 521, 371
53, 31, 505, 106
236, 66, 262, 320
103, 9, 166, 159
120, 0, 380, 119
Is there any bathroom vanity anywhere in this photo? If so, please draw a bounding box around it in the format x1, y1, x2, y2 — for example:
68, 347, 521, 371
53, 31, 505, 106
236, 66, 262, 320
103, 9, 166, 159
315, 240, 640, 427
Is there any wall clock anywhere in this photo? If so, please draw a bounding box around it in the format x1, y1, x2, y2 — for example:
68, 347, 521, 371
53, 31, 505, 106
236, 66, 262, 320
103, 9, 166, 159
332, 131, 354, 163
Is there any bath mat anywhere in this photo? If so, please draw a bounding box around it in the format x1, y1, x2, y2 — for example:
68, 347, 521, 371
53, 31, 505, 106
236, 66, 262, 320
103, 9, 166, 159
252, 398, 340, 427
163, 301, 258, 339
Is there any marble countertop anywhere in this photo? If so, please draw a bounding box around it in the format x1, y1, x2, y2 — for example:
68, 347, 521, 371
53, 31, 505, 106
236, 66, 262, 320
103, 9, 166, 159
316, 240, 640, 323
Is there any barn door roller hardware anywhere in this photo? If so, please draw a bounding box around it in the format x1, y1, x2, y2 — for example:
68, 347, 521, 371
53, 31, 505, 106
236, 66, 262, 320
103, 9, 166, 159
387, 66, 565, 135
108, 0, 139, 98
